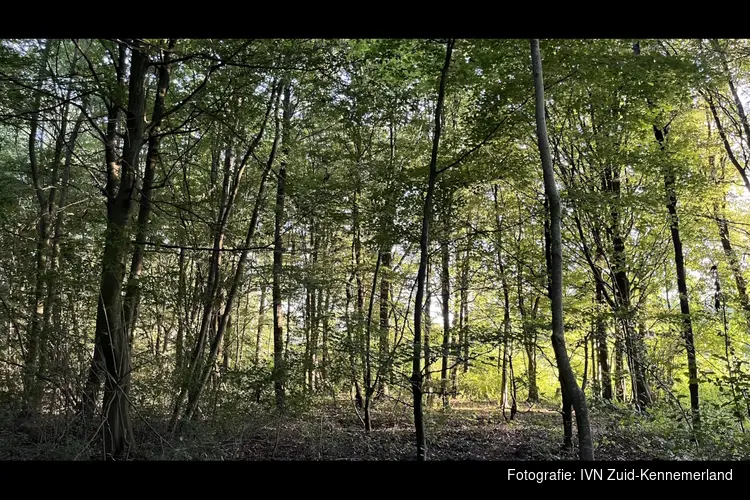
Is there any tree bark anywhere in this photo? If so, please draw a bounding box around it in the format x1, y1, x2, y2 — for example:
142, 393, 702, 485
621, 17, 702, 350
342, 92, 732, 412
123, 39, 175, 345
81, 43, 128, 421
93, 40, 149, 458
460, 235, 471, 373
531, 38, 594, 461
378, 249, 391, 396
364, 253, 381, 431
492, 186, 512, 410
24, 40, 54, 411
595, 267, 612, 400
440, 223, 451, 406
272, 82, 291, 411
412, 38, 453, 462
653, 124, 700, 427
255, 285, 267, 364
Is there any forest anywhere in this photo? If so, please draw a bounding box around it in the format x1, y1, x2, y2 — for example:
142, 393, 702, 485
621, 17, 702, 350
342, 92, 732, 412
1, 38, 749, 461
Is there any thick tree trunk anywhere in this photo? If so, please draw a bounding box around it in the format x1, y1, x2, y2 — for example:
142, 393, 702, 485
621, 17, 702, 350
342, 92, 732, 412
412, 38, 453, 462
93, 41, 149, 458
531, 38, 594, 461
24, 40, 54, 411
81, 45, 129, 420
123, 40, 175, 346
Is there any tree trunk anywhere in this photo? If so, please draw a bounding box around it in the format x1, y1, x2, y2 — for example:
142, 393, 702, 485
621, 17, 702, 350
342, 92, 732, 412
614, 330, 625, 402
81, 44, 129, 420
606, 167, 651, 410
424, 258, 433, 404
595, 258, 612, 400
170, 82, 279, 431
712, 39, 750, 151
412, 38, 453, 462
176, 247, 186, 373
255, 285, 267, 364
654, 124, 700, 427
364, 253, 381, 432
123, 39, 175, 346
440, 225, 451, 406
322, 287, 331, 385
493, 186, 512, 410
531, 38, 594, 461
378, 249, 391, 396
24, 40, 54, 411
460, 237, 471, 373
93, 41, 149, 458
272, 82, 291, 411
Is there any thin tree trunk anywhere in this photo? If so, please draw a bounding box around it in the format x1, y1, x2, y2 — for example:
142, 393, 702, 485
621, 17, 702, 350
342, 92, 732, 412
606, 166, 651, 410
411, 38, 453, 462
255, 285, 267, 364
531, 38, 594, 461
345, 269, 364, 410
652, 123, 700, 427
440, 224, 451, 406
378, 249, 391, 396
493, 186, 512, 410
460, 237, 471, 373
424, 258, 433, 404
180, 85, 281, 425
595, 256, 612, 400
272, 82, 291, 411
712, 39, 750, 152
322, 287, 331, 385
614, 332, 625, 402
364, 253, 382, 432
176, 247, 186, 373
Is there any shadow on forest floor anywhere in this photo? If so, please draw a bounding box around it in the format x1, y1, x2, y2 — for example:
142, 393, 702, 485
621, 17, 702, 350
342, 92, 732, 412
0, 396, 748, 460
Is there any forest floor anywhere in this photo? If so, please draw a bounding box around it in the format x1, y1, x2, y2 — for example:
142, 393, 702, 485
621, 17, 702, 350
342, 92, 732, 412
2, 393, 749, 460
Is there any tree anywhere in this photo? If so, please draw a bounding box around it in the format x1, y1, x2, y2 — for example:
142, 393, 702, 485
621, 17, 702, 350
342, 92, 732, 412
531, 38, 594, 461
